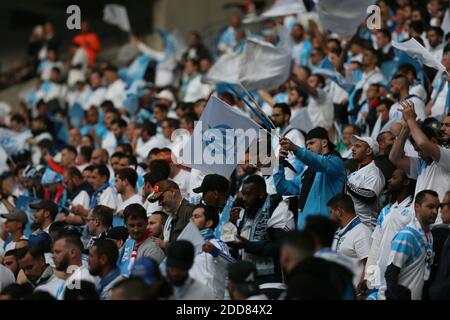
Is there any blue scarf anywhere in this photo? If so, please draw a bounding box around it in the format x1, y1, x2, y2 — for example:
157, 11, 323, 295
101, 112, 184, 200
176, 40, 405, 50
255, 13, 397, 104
99, 268, 121, 293
200, 228, 215, 241
335, 216, 361, 251
89, 183, 110, 209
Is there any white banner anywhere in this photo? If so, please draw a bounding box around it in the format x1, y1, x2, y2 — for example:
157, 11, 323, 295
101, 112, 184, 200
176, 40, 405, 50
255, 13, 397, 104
103, 4, 131, 32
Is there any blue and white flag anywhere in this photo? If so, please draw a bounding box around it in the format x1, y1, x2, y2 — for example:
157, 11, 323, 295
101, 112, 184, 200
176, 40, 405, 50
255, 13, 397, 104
392, 38, 449, 76
178, 96, 261, 178
103, 4, 131, 32
118, 239, 136, 277
0, 128, 32, 155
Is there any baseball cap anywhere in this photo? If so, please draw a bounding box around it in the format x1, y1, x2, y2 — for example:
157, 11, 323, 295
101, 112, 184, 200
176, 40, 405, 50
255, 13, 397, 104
147, 180, 179, 203
29, 200, 58, 219
130, 257, 159, 286
166, 240, 195, 270
41, 167, 63, 185
351, 135, 379, 155
155, 89, 175, 102
193, 174, 229, 194
28, 232, 53, 253
106, 227, 129, 242
0, 209, 28, 225
228, 261, 258, 285
305, 127, 336, 151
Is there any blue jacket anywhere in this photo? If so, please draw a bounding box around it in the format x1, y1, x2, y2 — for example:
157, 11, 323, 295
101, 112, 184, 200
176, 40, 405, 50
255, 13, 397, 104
274, 148, 346, 229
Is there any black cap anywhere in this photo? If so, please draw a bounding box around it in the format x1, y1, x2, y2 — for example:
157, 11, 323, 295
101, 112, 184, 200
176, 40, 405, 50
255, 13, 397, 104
29, 200, 59, 219
28, 232, 53, 253
106, 227, 129, 242
228, 261, 258, 284
193, 174, 229, 194
305, 127, 336, 151
166, 240, 195, 270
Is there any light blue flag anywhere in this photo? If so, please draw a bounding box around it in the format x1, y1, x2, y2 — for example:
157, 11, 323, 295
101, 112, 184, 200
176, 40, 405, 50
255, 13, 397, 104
68, 103, 85, 129
118, 239, 136, 277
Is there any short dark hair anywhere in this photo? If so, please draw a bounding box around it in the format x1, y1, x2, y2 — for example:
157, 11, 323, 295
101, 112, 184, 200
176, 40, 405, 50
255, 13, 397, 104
92, 205, 114, 228
163, 118, 180, 129
150, 211, 169, 226
92, 239, 119, 267
79, 146, 93, 163
397, 63, 417, 78
154, 103, 169, 113
124, 204, 147, 223
273, 103, 291, 118
304, 216, 338, 248
376, 28, 391, 40
63, 280, 99, 300
142, 121, 157, 137
83, 165, 96, 173
415, 190, 439, 205
111, 151, 126, 160
327, 193, 356, 213
116, 168, 138, 188
180, 112, 198, 126
94, 164, 110, 181
282, 230, 316, 258
16, 245, 45, 261
111, 118, 127, 129
116, 143, 133, 156
63, 145, 78, 156
67, 167, 83, 180
56, 234, 84, 253
149, 159, 170, 178
428, 26, 444, 38
111, 277, 153, 300
243, 175, 267, 194
193, 204, 219, 229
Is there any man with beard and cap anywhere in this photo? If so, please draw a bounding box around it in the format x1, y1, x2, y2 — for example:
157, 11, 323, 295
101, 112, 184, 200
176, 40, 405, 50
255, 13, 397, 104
17, 245, 64, 298
29, 200, 59, 234
52, 233, 98, 299
166, 240, 213, 300
365, 169, 416, 299
274, 127, 346, 229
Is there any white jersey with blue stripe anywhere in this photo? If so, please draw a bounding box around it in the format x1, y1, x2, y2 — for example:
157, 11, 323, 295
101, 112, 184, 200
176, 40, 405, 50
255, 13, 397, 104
387, 217, 434, 300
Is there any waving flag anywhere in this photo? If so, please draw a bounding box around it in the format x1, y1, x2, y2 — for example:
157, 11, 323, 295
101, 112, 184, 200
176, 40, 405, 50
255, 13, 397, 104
179, 96, 261, 178
103, 4, 131, 32
239, 25, 292, 91
392, 38, 449, 75
204, 52, 242, 85
261, 0, 307, 18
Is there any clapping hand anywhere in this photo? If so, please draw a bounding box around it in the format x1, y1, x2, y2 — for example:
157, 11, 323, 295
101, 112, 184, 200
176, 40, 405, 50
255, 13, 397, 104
399, 99, 417, 123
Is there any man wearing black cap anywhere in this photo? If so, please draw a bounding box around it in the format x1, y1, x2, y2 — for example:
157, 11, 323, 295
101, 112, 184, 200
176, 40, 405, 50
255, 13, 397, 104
30, 200, 59, 234
166, 240, 213, 300
192, 174, 232, 238
227, 261, 268, 300
275, 127, 346, 229
0, 210, 28, 252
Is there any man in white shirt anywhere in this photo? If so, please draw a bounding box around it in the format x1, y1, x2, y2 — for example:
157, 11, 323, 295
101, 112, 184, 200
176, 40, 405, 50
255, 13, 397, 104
329, 194, 372, 297
365, 169, 415, 293
390, 100, 450, 224
135, 121, 167, 162
385, 190, 440, 300
169, 161, 191, 200
180, 58, 213, 103
102, 118, 128, 158
346, 136, 385, 230
426, 27, 445, 63
53, 234, 99, 299
67, 42, 88, 87
397, 63, 427, 102
103, 64, 126, 110
115, 168, 142, 218
17, 245, 64, 298
389, 74, 426, 122
84, 70, 106, 110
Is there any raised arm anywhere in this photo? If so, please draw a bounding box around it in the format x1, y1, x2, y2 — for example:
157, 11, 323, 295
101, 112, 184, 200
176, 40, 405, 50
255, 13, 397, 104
389, 123, 411, 174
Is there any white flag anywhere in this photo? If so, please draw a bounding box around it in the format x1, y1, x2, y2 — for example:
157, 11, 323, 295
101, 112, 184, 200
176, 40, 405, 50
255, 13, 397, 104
177, 222, 205, 255
204, 51, 242, 85
239, 25, 292, 91
289, 108, 313, 134
261, 0, 306, 18
315, 0, 375, 36
103, 4, 131, 32
392, 38, 448, 75
179, 96, 261, 178
441, 8, 450, 36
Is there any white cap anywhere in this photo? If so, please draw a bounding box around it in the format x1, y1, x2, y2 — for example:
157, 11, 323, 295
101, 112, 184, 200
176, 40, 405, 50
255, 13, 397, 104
155, 89, 175, 102
351, 135, 379, 155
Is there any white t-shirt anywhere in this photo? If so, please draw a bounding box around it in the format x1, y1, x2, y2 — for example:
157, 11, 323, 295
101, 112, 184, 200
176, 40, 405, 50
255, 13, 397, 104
387, 217, 432, 300
369, 197, 414, 289
347, 161, 386, 229
101, 131, 118, 157
105, 79, 126, 110
136, 134, 167, 162
409, 83, 427, 102
117, 194, 142, 212
57, 265, 99, 300
68, 48, 88, 86
389, 96, 426, 122
307, 88, 334, 129
99, 186, 119, 211
409, 147, 450, 224
84, 86, 107, 110
72, 190, 90, 209
172, 169, 191, 200
4, 235, 28, 252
